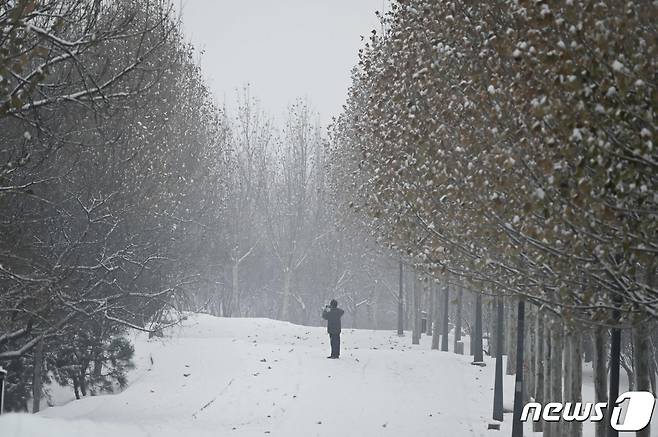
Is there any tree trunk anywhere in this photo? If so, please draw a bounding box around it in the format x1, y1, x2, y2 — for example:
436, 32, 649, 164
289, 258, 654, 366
583, 334, 593, 364
407, 273, 413, 332
431, 283, 440, 350
454, 287, 463, 354
412, 272, 420, 345
621, 349, 635, 391
608, 302, 622, 437
506, 297, 517, 375
473, 293, 484, 363
533, 310, 544, 433
397, 261, 404, 336
493, 295, 504, 421
633, 326, 652, 437
79, 368, 87, 397
649, 266, 656, 397
441, 283, 450, 351
370, 289, 379, 329
511, 300, 526, 437
649, 360, 658, 396
73, 376, 81, 400
563, 331, 573, 407
549, 318, 563, 437
635, 263, 655, 437
489, 297, 498, 357
593, 327, 608, 437
469, 293, 475, 356
231, 261, 239, 317
563, 330, 580, 437
280, 267, 292, 321
93, 359, 102, 379
571, 332, 583, 437
526, 306, 535, 403
543, 331, 552, 437
32, 339, 43, 413
426, 279, 434, 336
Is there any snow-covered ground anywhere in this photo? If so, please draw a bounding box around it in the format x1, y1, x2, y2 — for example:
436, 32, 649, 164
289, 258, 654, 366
0, 313, 651, 436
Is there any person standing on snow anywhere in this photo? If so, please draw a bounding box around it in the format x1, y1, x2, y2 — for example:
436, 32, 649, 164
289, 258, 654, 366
322, 299, 344, 359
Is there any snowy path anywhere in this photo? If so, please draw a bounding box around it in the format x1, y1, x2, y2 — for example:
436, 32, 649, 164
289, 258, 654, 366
2, 313, 620, 437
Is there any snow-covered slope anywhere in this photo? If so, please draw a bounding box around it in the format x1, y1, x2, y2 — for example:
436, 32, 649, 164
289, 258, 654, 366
0, 313, 647, 436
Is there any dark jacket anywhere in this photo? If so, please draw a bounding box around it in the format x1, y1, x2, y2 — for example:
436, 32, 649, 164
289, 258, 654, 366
322, 307, 344, 334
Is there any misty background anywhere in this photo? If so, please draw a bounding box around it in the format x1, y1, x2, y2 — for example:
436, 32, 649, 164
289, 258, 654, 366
178, 0, 386, 121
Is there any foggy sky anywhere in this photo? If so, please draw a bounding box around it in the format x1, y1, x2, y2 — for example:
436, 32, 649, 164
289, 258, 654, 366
178, 0, 385, 123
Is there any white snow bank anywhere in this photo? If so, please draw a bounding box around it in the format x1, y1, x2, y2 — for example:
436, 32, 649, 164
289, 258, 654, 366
0, 313, 652, 437
0, 413, 220, 437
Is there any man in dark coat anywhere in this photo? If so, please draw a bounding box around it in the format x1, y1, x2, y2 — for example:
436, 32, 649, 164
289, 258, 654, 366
322, 299, 344, 359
